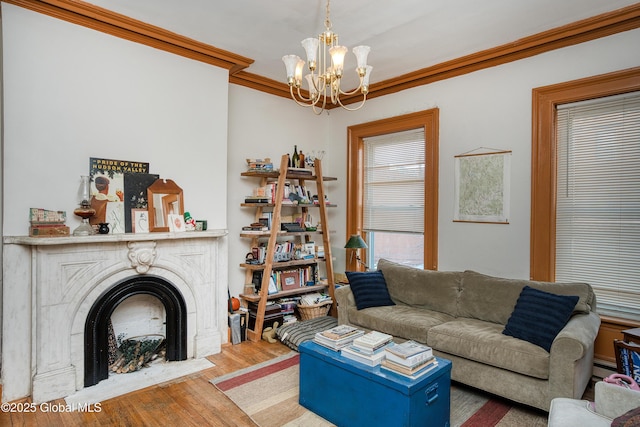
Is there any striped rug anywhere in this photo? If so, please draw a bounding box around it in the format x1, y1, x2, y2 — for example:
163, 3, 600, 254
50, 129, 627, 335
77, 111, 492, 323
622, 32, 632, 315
211, 352, 548, 427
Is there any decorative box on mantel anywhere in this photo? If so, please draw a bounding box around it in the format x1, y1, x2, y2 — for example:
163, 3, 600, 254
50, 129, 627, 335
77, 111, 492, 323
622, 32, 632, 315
2, 230, 228, 403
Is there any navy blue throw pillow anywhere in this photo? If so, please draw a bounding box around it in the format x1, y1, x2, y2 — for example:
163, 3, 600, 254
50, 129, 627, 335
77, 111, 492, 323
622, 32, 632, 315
503, 286, 579, 352
345, 270, 395, 310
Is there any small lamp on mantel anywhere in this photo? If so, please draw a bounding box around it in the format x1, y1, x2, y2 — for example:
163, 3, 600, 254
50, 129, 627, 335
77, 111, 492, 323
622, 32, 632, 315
344, 234, 368, 270
72, 175, 96, 236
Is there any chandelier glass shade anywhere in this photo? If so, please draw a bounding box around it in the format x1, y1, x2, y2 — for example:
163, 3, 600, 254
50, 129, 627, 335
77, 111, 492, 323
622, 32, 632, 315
282, 0, 372, 114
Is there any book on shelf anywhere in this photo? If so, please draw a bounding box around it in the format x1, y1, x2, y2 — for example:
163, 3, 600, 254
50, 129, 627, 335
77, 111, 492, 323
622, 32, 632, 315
352, 331, 393, 350
321, 324, 359, 340
244, 196, 270, 204
385, 340, 433, 360
287, 167, 312, 175
267, 276, 278, 294
380, 357, 438, 379
340, 345, 387, 366
242, 222, 268, 232
313, 329, 364, 351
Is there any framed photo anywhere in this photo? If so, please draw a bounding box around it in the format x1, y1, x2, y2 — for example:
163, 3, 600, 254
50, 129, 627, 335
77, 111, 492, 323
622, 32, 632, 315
454, 150, 511, 224
280, 270, 300, 291
132, 209, 149, 233
168, 214, 185, 232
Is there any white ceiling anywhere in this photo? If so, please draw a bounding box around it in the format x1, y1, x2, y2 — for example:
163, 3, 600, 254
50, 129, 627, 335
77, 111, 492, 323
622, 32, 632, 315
84, 0, 638, 89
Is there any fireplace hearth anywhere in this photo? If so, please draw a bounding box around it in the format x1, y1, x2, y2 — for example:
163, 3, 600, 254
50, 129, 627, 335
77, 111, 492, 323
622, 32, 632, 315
2, 230, 228, 403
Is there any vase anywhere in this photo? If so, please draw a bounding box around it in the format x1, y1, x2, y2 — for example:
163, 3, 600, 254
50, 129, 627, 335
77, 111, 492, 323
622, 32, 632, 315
98, 223, 110, 234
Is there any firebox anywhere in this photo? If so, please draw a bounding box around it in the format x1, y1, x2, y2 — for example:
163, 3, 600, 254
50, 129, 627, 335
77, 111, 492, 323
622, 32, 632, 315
84, 275, 187, 387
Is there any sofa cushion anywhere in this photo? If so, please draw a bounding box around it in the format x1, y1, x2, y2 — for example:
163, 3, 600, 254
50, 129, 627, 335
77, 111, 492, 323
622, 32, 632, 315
378, 259, 462, 317
346, 305, 455, 344
428, 318, 551, 379
503, 286, 579, 352
345, 270, 395, 310
458, 270, 593, 325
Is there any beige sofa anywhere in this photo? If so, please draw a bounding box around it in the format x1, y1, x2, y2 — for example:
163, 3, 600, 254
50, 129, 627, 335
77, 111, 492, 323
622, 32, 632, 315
335, 259, 601, 411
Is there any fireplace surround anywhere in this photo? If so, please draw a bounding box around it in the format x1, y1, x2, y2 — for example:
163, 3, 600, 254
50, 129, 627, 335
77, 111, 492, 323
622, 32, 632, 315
2, 230, 228, 403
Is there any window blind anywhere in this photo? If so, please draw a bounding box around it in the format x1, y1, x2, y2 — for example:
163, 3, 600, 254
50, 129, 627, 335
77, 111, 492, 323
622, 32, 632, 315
363, 128, 425, 234
556, 92, 640, 320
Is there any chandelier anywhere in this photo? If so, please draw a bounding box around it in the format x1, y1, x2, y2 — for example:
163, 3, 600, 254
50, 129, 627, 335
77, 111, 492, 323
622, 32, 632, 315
282, 0, 372, 114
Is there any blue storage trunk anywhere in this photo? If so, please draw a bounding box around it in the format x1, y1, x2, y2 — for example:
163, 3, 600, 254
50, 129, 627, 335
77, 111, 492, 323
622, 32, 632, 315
299, 341, 451, 427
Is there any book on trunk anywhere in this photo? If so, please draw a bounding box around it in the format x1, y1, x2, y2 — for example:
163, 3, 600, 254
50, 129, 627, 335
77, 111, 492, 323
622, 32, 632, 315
385, 340, 433, 359
340, 345, 387, 366
380, 357, 438, 379
321, 324, 359, 340
352, 331, 393, 350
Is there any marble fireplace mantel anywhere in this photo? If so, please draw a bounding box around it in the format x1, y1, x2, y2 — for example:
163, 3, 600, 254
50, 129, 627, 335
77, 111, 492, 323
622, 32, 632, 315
2, 230, 228, 403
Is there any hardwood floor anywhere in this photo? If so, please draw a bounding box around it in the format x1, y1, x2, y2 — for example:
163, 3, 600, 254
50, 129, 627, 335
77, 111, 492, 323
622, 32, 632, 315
0, 340, 292, 426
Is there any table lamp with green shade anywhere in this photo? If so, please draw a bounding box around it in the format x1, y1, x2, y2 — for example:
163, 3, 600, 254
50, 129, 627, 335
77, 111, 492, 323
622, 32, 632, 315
344, 234, 368, 270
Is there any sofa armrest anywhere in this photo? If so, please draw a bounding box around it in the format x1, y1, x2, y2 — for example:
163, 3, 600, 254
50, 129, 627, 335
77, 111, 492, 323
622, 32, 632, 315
548, 311, 601, 405
594, 381, 640, 419
335, 285, 356, 325
553, 311, 601, 359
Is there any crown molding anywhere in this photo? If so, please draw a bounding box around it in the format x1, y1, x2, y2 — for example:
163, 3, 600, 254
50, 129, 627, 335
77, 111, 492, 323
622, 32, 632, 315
340, 3, 640, 103
229, 71, 292, 99
5, 0, 639, 105
3, 0, 253, 73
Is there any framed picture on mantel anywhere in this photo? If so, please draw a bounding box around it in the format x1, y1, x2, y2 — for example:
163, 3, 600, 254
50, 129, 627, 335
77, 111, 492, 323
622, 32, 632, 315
132, 209, 149, 233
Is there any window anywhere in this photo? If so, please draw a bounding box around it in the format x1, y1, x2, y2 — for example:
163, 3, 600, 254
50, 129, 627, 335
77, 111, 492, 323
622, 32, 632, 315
363, 129, 425, 269
531, 68, 640, 322
346, 109, 439, 271
555, 93, 640, 319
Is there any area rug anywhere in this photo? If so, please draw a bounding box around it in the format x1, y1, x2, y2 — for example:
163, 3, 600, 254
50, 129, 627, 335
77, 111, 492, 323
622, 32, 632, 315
211, 352, 548, 427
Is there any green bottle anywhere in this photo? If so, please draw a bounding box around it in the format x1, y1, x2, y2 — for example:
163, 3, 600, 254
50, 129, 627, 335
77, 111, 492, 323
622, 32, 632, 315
292, 145, 300, 168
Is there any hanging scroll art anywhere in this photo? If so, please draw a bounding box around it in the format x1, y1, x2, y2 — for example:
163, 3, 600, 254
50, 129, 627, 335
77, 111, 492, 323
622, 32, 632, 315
453, 148, 511, 224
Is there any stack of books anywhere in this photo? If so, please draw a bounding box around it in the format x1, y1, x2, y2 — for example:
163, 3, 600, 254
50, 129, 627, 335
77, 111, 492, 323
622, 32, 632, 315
340, 331, 393, 366
313, 325, 364, 351
381, 340, 438, 379
246, 158, 273, 172
241, 222, 268, 233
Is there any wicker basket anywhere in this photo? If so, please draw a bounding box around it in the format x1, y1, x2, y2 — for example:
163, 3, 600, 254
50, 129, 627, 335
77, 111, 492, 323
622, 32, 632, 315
297, 300, 332, 321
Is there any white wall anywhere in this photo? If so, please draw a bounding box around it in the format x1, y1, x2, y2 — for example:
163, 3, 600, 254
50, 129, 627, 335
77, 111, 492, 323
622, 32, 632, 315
1, 3, 229, 235
327, 28, 640, 280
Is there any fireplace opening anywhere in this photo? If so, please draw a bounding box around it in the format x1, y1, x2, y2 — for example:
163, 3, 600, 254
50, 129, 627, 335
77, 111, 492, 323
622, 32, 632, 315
84, 275, 187, 387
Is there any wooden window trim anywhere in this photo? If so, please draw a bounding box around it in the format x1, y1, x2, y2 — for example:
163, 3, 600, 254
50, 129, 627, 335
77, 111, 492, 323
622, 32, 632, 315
530, 67, 640, 281
346, 109, 439, 271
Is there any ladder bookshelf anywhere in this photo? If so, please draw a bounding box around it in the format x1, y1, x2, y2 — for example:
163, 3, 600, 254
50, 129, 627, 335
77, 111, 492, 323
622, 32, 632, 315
239, 154, 336, 342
